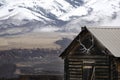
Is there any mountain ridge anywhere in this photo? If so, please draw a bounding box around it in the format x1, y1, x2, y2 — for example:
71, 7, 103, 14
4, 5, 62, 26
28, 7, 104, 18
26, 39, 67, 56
0, 0, 120, 36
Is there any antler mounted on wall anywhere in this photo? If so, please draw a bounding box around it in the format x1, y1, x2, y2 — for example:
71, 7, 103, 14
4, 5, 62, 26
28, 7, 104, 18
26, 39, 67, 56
77, 35, 94, 54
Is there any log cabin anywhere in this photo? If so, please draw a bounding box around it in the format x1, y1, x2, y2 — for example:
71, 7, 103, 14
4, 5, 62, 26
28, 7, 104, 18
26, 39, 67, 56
60, 27, 120, 80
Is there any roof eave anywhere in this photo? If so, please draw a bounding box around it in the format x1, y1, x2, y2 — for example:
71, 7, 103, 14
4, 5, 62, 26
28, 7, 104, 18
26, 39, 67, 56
59, 26, 88, 59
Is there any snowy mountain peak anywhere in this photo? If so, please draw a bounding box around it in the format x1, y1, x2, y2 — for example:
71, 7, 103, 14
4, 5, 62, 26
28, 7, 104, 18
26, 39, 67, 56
0, 0, 120, 36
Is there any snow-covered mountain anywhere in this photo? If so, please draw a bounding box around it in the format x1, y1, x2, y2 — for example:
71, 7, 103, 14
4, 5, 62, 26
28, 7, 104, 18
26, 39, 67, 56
0, 0, 120, 36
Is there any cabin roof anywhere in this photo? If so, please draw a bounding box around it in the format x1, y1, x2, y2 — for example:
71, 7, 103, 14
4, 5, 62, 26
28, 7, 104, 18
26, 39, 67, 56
88, 27, 120, 57
60, 27, 120, 58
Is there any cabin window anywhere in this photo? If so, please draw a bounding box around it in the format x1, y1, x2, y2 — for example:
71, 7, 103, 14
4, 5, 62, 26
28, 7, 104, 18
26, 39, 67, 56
83, 60, 95, 80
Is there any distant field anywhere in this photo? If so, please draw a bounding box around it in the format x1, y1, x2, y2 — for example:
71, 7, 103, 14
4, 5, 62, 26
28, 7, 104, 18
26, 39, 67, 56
0, 32, 76, 50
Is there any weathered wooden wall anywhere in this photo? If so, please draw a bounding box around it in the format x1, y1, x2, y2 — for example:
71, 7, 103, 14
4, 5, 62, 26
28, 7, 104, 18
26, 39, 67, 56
64, 55, 117, 80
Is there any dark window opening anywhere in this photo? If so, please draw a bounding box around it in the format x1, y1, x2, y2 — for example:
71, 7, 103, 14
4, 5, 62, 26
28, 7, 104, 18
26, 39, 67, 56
83, 61, 95, 80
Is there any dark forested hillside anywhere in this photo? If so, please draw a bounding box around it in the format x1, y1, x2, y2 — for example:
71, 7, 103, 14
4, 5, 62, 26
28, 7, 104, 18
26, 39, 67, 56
0, 48, 64, 79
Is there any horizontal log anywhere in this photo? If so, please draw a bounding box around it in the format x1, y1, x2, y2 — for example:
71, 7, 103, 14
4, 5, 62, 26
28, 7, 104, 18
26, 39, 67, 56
68, 56, 109, 59
95, 66, 109, 68
95, 73, 109, 76
95, 76, 109, 78
67, 61, 109, 65
68, 62, 83, 64
96, 63, 109, 65
69, 71, 82, 74
69, 65, 82, 67
69, 76, 82, 78
95, 74, 109, 76
68, 58, 108, 60
95, 79, 109, 80
68, 69, 82, 71
68, 59, 108, 62
69, 68, 82, 70
69, 75, 82, 78
95, 71, 109, 73
70, 77, 82, 80
69, 72, 82, 75
68, 63, 82, 65
95, 69, 109, 72
70, 77, 82, 78
96, 60, 109, 62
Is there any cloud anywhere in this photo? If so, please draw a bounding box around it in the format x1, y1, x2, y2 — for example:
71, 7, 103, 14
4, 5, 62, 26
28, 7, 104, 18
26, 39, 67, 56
100, 12, 120, 26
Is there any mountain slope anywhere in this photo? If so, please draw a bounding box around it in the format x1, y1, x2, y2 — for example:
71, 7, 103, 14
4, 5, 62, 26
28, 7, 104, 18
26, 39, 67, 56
0, 0, 120, 36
